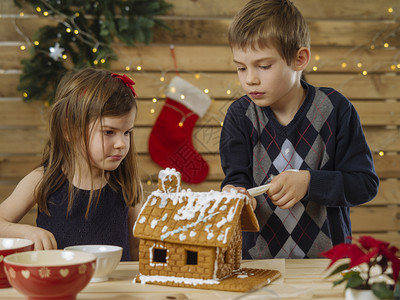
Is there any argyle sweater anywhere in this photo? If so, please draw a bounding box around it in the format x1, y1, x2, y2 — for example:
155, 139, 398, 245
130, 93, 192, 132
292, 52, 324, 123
220, 80, 379, 259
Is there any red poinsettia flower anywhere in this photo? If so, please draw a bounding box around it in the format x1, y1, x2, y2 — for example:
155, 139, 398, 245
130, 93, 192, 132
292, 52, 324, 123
358, 236, 389, 251
349, 247, 379, 269
322, 243, 364, 268
381, 246, 400, 283
321, 235, 400, 298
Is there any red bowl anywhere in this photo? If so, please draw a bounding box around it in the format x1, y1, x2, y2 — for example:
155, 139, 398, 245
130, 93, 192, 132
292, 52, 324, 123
0, 238, 34, 288
4, 250, 96, 300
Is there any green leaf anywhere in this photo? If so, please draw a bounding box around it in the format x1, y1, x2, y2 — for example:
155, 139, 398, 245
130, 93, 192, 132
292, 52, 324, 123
118, 17, 129, 32
332, 277, 347, 287
100, 21, 110, 37
325, 263, 351, 278
393, 282, 400, 299
372, 282, 393, 299
345, 273, 364, 289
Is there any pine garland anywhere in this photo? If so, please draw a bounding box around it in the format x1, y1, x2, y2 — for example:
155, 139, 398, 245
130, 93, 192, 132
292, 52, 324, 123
13, 0, 172, 103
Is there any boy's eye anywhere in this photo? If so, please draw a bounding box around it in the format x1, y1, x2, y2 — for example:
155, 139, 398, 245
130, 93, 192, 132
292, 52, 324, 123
237, 67, 246, 72
260, 65, 271, 70
124, 130, 132, 136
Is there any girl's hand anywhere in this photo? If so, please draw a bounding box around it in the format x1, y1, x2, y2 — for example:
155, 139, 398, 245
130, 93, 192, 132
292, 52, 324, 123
267, 170, 310, 209
222, 185, 257, 210
21, 225, 57, 250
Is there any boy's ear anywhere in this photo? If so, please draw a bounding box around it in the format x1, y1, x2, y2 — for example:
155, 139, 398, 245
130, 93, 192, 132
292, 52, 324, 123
294, 47, 310, 71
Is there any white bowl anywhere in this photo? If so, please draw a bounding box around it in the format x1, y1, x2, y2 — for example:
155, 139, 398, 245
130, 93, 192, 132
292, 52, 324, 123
4, 250, 96, 299
64, 245, 122, 282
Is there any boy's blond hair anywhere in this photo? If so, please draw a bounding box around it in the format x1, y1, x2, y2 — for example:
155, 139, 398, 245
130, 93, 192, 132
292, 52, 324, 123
228, 0, 310, 65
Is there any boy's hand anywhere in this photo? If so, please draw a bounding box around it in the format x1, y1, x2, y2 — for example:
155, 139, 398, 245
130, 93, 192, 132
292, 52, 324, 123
267, 170, 310, 209
222, 185, 257, 210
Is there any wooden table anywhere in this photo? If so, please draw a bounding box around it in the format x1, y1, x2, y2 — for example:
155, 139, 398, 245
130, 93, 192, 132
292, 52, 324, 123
0, 259, 345, 299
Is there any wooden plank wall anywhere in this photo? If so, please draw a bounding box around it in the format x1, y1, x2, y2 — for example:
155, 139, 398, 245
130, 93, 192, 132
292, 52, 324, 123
1, 0, 400, 245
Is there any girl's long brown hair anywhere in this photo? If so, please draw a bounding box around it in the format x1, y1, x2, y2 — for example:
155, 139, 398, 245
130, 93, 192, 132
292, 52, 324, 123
35, 67, 142, 217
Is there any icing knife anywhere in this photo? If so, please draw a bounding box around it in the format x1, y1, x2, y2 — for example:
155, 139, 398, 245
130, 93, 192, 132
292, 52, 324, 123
247, 183, 271, 197
247, 175, 274, 197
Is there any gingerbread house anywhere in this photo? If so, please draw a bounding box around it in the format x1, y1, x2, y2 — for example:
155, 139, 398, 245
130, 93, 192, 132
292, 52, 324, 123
133, 168, 281, 292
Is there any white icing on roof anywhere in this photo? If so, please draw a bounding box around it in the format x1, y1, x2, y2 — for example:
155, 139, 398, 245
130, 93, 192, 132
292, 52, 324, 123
133, 168, 259, 248
151, 219, 158, 229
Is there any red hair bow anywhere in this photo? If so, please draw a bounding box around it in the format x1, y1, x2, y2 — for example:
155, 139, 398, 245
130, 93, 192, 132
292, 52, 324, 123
111, 73, 137, 97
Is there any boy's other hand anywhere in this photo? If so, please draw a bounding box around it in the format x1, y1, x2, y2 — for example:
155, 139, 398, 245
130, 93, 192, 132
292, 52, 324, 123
222, 185, 257, 210
267, 170, 310, 209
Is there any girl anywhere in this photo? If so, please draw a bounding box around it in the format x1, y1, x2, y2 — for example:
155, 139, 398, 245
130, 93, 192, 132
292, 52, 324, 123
0, 68, 142, 261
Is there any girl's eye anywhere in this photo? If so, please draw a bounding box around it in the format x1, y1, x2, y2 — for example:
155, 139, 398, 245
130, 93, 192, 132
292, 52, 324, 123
124, 130, 132, 136
260, 65, 271, 70
104, 130, 114, 135
237, 67, 246, 72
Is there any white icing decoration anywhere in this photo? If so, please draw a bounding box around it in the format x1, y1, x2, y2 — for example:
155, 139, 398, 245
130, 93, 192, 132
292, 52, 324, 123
227, 199, 241, 222
179, 233, 186, 241
140, 169, 248, 245
151, 219, 158, 229
149, 243, 167, 267
137, 275, 220, 286
217, 234, 224, 241
213, 248, 219, 279
216, 217, 227, 228
237, 274, 248, 278
139, 216, 146, 224
150, 197, 157, 206
223, 227, 230, 244
159, 168, 181, 194
160, 211, 219, 241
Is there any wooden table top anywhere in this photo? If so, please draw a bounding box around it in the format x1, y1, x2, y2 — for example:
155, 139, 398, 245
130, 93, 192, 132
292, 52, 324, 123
0, 259, 345, 299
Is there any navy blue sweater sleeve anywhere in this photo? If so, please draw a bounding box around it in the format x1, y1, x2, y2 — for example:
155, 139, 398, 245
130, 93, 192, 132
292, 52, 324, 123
220, 99, 254, 190
306, 92, 379, 207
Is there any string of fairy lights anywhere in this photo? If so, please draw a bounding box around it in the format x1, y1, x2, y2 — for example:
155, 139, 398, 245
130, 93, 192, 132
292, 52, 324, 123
8, 3, 400, 81
6, 0, 172, 102
3, 1, 400, 160
15, 6, 108, 63
310, 7, 400, 75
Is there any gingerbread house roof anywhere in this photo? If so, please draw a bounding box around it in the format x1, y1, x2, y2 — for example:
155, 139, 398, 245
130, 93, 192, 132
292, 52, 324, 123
133, 188, 259, 248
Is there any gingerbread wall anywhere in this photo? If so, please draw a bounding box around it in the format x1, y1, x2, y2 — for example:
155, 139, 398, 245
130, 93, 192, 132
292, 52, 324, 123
215, 223, 242, 278
139, 239, 217, 280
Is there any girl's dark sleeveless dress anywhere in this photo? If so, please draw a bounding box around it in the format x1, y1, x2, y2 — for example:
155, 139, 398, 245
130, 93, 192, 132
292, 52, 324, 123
36, 181, 131, 261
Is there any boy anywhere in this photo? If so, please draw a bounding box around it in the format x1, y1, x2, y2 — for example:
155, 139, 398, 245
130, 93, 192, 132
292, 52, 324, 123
220, 0, 379, 259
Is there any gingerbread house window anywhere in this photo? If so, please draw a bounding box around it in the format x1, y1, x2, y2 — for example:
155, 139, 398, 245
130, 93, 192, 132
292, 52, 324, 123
153, 248, 167, 263
185, 250, 198, 265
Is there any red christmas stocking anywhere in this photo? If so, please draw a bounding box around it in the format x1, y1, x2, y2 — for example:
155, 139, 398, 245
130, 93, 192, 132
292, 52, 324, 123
149, 76, 211, 184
